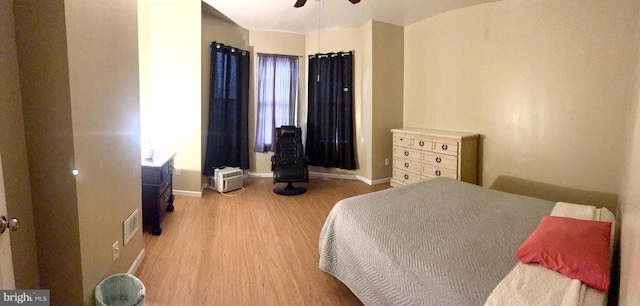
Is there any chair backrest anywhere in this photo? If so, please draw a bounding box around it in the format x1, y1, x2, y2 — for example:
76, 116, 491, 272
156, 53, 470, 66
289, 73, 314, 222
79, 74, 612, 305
275, 126, 304, 158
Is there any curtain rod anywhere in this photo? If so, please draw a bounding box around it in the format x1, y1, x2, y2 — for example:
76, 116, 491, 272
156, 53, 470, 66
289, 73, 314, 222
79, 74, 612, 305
257, 52, 302, 58
308, 51, 354, 59
210, 41, 249, 56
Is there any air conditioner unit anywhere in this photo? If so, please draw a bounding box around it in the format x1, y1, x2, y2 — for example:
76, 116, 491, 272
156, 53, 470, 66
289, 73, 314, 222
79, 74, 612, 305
210, 167, 243, 193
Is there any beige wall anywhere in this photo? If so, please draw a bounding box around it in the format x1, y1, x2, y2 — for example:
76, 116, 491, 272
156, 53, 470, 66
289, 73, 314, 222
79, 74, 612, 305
14, 0, 143, 304
201, 10, 250, 180
145, 0, 202, 193
13, 1, 83, 302
248, 31, 306, 173
619, 92, 640, 305
371, 21, 403, 181
404, 0, 638, 192
64, 0, 143, 303
0, 0, 39, 289
618, 21, 640, 304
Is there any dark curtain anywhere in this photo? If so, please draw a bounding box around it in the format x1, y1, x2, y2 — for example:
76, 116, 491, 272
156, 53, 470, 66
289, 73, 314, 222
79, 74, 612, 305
305, 51, 356, 170
203, 42, 250, 176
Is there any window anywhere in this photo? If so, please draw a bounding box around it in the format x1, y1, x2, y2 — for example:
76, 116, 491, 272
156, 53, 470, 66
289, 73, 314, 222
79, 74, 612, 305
254, 54, 299, 153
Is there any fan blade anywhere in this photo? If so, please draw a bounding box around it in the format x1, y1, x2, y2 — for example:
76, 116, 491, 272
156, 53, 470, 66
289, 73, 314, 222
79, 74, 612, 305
294, 0, 307, 7
348, 0, 361, 3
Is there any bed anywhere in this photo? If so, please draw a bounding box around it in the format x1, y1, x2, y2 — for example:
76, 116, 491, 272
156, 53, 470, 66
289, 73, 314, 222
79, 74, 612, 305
319, 177, 615, 306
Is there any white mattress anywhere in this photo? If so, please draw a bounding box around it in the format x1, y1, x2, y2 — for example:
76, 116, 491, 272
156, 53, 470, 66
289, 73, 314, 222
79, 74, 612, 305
485, 202, 615, 306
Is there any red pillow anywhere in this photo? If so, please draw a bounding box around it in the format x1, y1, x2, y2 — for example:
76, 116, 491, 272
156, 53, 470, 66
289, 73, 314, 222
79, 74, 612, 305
515, 216, 612, 292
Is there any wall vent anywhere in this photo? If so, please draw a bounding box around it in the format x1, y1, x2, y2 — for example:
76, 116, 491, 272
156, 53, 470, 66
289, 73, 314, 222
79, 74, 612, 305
124, 209, 139, 245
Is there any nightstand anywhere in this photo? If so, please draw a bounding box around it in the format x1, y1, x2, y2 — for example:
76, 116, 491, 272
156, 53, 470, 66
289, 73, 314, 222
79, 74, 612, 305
141, 152, 176, 235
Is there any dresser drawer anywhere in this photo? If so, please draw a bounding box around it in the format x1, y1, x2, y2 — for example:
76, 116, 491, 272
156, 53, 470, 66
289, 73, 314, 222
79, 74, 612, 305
393, 168, 421, 185
393, 133, 412, 147
394, 157, 421, 174
158, 171, 172, 194
433, 139, 459, 156
423, 164, 457, 179
423, 152, 457, 170
393, 146, 421, 161
142, 159, 174, 185
411, 136, 432, 150
159, 185, 172, 214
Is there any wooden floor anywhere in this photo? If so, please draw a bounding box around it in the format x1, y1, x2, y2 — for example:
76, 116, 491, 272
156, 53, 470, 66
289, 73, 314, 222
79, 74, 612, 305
135, 177, 390, 305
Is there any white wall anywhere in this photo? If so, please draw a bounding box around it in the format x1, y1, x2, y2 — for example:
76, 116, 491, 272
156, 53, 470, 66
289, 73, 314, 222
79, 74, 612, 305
145, 0, 202, 192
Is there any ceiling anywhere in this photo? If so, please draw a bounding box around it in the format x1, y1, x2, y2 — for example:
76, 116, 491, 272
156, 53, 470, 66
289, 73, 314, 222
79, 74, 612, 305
202, 0, 500, 35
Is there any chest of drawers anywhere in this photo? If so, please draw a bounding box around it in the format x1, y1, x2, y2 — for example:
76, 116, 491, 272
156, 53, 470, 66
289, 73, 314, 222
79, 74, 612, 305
142, 152, 176, 235
390, 128, 479, 187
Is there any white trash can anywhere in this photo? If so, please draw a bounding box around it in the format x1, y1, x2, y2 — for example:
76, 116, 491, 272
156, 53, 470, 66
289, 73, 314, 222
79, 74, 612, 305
95, 273, 146, 306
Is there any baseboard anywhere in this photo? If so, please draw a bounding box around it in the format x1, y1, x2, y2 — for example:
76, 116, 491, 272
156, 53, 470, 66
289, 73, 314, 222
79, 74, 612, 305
173, 189, 202, 197
357, 176, 391, 185
312, 173, 390, 185
247, 172, 273, 178
246, 171, 390, 186
128, 248, 145, 274
310, 172, 359, 181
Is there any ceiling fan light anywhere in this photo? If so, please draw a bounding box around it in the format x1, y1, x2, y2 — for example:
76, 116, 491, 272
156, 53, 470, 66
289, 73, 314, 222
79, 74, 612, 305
295, 0, 360, 7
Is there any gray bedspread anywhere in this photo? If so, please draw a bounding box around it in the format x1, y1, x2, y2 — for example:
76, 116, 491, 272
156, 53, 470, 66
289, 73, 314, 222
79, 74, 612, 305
319, 177, 555, 306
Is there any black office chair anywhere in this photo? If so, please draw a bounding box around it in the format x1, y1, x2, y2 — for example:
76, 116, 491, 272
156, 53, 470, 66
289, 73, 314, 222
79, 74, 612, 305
271, 126, 309, 195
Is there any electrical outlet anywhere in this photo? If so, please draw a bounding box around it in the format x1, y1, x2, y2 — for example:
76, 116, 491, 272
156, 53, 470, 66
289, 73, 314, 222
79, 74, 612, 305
385, 158, 390, 166
174, 167, 181, 175
112, 241, 120, 261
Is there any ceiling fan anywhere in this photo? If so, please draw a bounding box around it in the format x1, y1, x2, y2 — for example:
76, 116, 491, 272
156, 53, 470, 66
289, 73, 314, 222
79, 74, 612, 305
294, 0, 361, 8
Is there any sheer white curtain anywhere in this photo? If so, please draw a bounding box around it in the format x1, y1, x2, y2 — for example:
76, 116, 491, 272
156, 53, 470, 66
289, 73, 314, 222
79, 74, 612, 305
254, 54, 299, 153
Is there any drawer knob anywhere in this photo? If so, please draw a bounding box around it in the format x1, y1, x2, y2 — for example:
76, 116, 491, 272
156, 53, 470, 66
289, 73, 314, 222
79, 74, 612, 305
435, 157, 441, 163
435, 170, 441, 176
404, 174, 409, 180
400, 138, 403, 141
404, 151, 409, 156
419, 141, 424, 146
442, 144, 448, 150
404, 162, 409, 168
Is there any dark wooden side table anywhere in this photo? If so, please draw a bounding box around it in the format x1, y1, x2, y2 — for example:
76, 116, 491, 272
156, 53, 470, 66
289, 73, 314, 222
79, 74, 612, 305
141, 152, 176, 235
